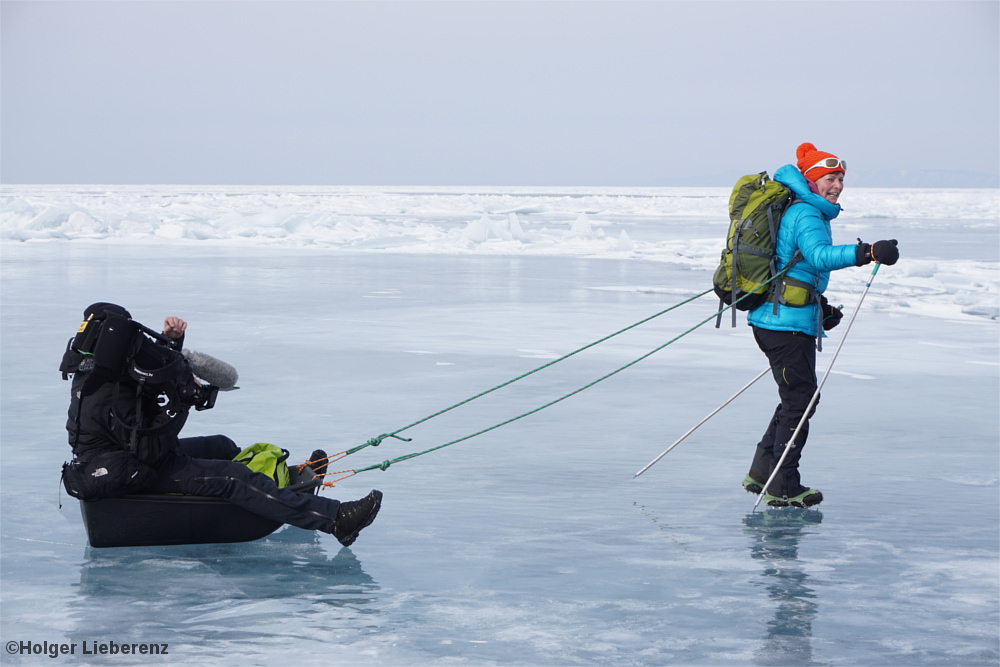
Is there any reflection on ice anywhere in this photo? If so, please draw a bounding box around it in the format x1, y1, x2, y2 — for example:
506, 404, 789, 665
744, 509, 823, 666
70, 529, 379, 657
77, 529, 377, 602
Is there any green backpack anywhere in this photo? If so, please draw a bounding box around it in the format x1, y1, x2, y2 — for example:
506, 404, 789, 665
712, 172, 799, 327
233, 443, 290, 488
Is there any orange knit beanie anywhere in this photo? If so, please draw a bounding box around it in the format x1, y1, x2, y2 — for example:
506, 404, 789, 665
796, 142, 846, 181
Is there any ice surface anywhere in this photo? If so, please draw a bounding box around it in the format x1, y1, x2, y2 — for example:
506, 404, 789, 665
1, 185, 997, 665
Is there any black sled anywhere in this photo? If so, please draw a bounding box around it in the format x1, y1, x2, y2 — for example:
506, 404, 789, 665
78, 464, 323, 548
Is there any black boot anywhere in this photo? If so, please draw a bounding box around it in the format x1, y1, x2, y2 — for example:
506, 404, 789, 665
764, 444, 822, 507
764, 484, 824, 508
309, 449, 329, 476
333, 490, 383, 547
742, 473, 766, 494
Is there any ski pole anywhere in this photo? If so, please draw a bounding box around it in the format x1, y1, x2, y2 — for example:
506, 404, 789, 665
753, 263, 882, 511
634, 367, 770, 478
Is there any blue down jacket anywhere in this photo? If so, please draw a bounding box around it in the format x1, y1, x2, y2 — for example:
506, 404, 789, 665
747, 164, 858, 337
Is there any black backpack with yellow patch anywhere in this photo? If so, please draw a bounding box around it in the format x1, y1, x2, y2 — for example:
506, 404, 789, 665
60, 308, 218, 500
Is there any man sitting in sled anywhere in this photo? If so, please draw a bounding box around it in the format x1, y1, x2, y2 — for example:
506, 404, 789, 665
61, 302, 381, 547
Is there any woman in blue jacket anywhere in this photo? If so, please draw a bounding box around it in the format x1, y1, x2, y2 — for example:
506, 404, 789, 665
743, 143, 899, 507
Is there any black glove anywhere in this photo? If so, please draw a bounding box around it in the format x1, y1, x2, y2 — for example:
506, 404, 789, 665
820, 295, 843, 331
872, 239, 899, 265
855, 238, 899, 266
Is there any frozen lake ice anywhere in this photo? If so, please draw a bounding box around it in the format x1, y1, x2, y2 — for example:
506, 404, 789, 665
1, 185, 997, 665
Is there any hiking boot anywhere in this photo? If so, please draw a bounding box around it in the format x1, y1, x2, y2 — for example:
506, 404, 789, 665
333, 489, 382, 547
309, 449, 329, 476
763, 487, 823, 508
742, 474, 766, 494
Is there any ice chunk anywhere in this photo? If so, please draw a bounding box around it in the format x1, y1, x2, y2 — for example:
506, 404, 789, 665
569, 214, 593, 237
461, 215, 491, 243
508, 212, 525, 240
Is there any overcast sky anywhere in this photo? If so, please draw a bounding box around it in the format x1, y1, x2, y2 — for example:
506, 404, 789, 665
2, 1, 997, 186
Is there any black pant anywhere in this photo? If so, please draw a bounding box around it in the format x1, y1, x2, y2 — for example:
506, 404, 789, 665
750, 327, 818, 497
149, 435, 342, 533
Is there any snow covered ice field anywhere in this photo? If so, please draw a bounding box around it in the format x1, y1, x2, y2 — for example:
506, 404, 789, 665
1, 185, 998, 666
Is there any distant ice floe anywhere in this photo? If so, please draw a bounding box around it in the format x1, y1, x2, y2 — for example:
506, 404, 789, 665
517, 349, 560, 359
2, 184, 997, 323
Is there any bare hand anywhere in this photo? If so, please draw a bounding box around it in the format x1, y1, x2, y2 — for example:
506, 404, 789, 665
163, 316, 187, 340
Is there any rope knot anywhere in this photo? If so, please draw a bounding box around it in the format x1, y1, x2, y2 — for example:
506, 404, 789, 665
366, 435, 385, 448
378, 460, 392, 471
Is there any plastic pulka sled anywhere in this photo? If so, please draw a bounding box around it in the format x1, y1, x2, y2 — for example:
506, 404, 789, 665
77, 463, 323, 548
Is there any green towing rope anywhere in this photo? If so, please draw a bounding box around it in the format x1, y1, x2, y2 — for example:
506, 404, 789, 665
317, 266, 797, 484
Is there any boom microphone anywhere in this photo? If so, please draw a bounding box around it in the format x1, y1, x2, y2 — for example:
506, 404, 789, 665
182, 349, 239, 389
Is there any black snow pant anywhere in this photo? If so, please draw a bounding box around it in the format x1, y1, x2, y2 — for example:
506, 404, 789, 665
749, 327, 819, 497
148, 435, 342, 534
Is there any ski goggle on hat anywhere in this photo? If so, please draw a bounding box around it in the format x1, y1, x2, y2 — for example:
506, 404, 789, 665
805, 157, 846, 173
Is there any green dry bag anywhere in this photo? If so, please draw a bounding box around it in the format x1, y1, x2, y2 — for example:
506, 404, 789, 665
233, 443, 290, 488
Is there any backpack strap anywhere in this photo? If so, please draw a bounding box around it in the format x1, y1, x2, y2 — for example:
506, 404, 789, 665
110, 378, 142, 455
111, 339, 194, 455
730, 223, 738, 327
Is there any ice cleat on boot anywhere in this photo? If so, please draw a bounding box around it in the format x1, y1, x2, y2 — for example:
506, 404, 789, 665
763, 487, 823, 508
333, 489, 383, 547
742, 474, 766, 494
